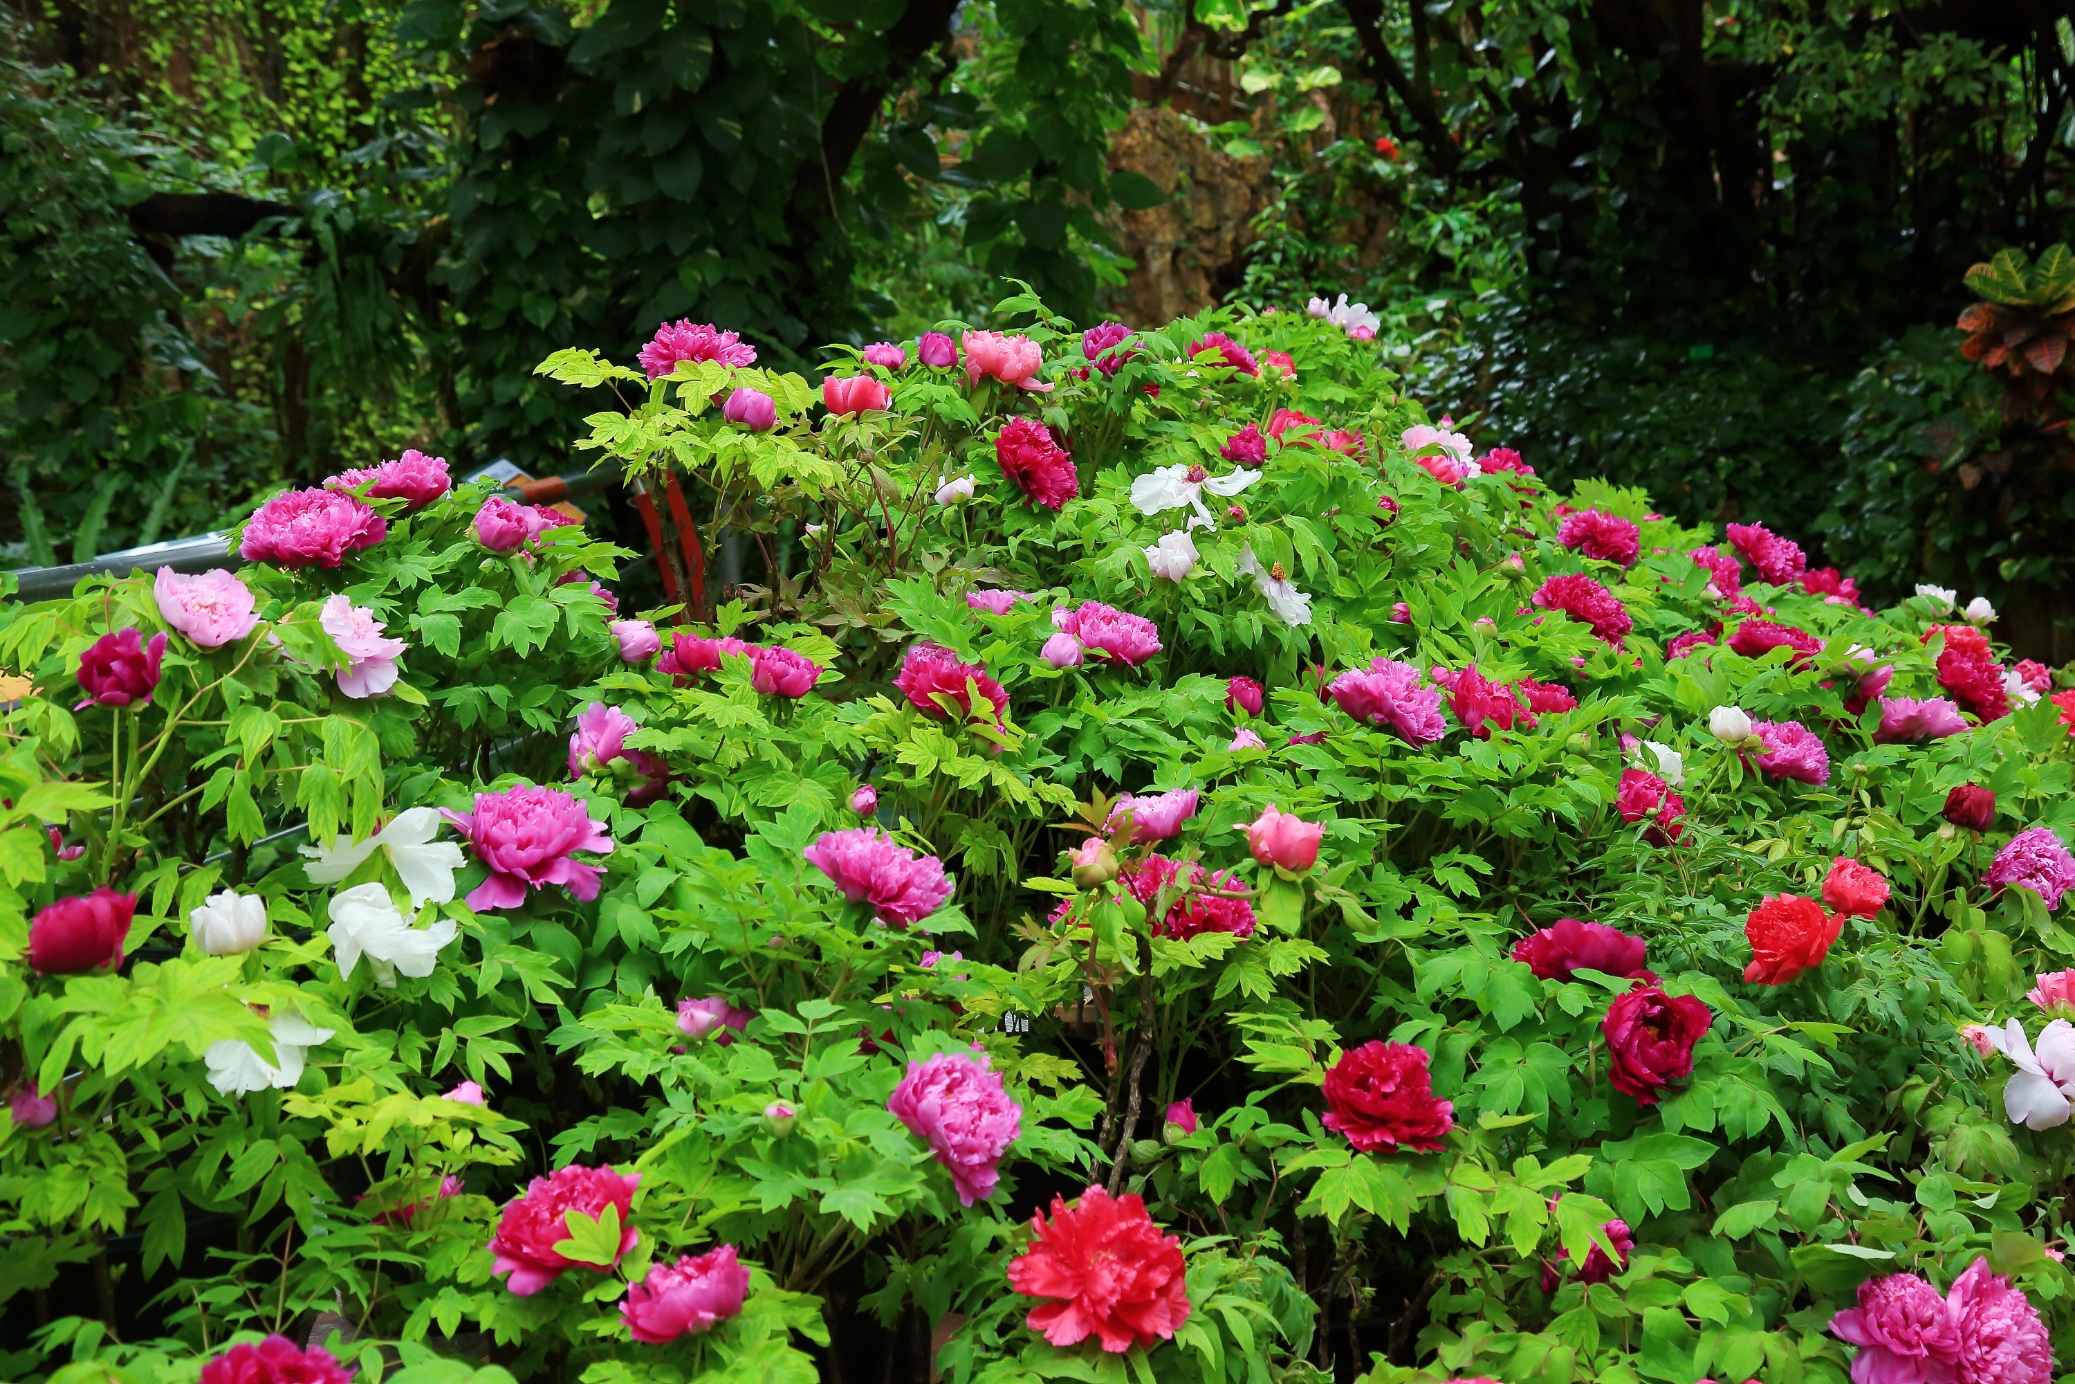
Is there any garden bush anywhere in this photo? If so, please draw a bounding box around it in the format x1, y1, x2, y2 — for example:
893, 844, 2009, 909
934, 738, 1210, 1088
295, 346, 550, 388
3, 295, 2075, 1384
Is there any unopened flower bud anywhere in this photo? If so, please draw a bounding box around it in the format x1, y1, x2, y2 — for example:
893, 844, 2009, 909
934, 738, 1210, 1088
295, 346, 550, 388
764, 1101, 797, 1136
1071, 836, 1119, 889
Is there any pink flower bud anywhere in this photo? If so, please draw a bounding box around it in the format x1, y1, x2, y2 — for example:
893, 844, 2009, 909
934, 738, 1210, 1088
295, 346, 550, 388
763, 1101, 797, 1136
916, 331, 959, 368
822, 375, 892, 416
445, 1080, 488, 1105
9, 1086, 58, 1129
1241, 803, 1324, 872
1389, 602, 1412, 624
863, 341, 907, 369
1071, 836, 1119, 888
474, 496, 539, 552
611, 619, 661, 662
27, 888, 134, 973
721, 386, 776, 431
1226, 676, 1265, 717
676, 996, 752, 1045
1163, 1098, 1198, 1140
851, 785, 879, 815
1041, 632, 1085, 668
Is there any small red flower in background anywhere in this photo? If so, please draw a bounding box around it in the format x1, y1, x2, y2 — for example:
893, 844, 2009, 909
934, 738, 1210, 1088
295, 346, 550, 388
1743, 894, 1841, 984
1321, 1040, 1453, 1152
1375, 136, 1400, 160
1822, 857, 1890, 917
1008, 1184, 1191, 1353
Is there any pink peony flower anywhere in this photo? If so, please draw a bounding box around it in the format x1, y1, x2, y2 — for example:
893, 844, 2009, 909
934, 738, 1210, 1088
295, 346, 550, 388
622, 1245, 750, 1342
851, 784, 878, 815
1558, 509, 1641, 567
1803, 566, 1864, 605
1215, 424, 1266, 469
1830, 1272, 1964, 1384
445, 785, 613, 910
75, 628, 166, 708
489, 1164, 641, 1295
1107, 788, 1199, 844
567, 702, 669, 803
803, 827, 953, 925
319, 594, 407, 699
1431, 664, 1535, 738
1726, 522, 1807, 586
1229, 727, 1266, 751
1518, 678, 1578, 715
966, 589, 1032, 615
1226, 676, 1265, 716
1512, 918, 1652, 983
1389, 601, 1413, 623
240, 488, 386, 568
1120, 855, 1256, 941
611, 619, 661, 663
1041, 632, 1084, 668
887, 1049, 1023, 1206
1751, 719, 1830, 784
1241, 804, 1323, 871
1164, 1099, 1198, 1135
2015, 659, 2053, 694
1616, 768, 1686, 845
749, 646, 823, 698
1729, 618, 1821, 667
895, 643, 1008, 726
1948, 1257, 2053, 1384
1415, 452, 1475, 487
916, 331, 958, 368
1260, 349, 1296, 378
1327, 657, 1447, 746
721, 386, 777, 430
863, 341, 907, 369
9, 1085, 58, 1129
154, 567, 259, 649
1053, 601, 1161, 667
675, 996, 751, 1045
639, 321, 756, 378
198, 1337, 352, 1384
1081, 322, 1140, 377
1187, 331, 1258, 375
996, 417, 1078, 510
324, 449, 451, 510
1988, 827, 2075, 911
474, 496, 545, 552
1823, 857, 1891, 917
657, 633, 758, 679
2028, 969, 2075, 1015
1668, 630, 1719, 660
1689, 544, 1744, 596
964, 331, 1051, 391
823, 375, 892, 415
446, 1080, 487, 1104
1874, 696, 1969, 743
1479, 447, 1533, 476
26, 888, 134, 974
1542, 1215, 1634, 1291
1533, 573, 1632, 646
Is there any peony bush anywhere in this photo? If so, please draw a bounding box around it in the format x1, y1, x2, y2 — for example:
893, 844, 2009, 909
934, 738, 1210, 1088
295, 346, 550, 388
2, 289, 2073, 1384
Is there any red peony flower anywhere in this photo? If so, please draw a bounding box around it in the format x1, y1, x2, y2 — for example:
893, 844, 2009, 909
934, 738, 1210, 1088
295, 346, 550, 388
1728, 618, 1821, 667
26, 888, 135, 974
1601, 985, 1711, 1104
1532, 573, 1632, 646
1320, 1040, 1453, 1152
1512, 918, 1652, 983
1557, 509, 1641, 567
1517, 678, 1578, 715
1008, 1185, 1191, 1353
1742, 894, 1842, 985
1944, 783, 1996, 832
1615, 769, 1685, 845
198, 1335, 352, 1384
995, 417, 1078, 510
1725, 522, 1807, 586
894, 643, 1009, 726
489, 1164, 641, 1295
1929, 624, 2010, 723
1688, 544, 1743, 596
1822, 857, 1890, 918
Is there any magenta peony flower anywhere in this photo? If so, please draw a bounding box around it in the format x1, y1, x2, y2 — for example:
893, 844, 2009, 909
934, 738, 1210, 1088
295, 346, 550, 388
324, 449, 451, 510
1512, 918, 1653, 983
1726, 521, 1808, 586
154, 567, 259, 649
1164, 1099, 1198, 1135
748, 646, 823, 698
1533, 573, 1632, 646
1187, 331, 1258, 376
1988, 827, 2075, 911
996, 417, 1078, 510
622, 1245, 750, 1342
1221, 423, 1268, 466
657, 633, 758, 679
863, 341, 908, 369
26, 888, 134, 974
1728, 618, 1822, 666
887, 1049, 1023, 1206
198, 1336, 352, 1384
1226, 676, 1265, 716
639, 320, 756, 378
1616, 767, 1686, 844
611, 619, 661, 663
1751, 719, 1830, 784
489, 1164, 641, 1295
1321, 1041, 1453, 1152
823, 375, 892, 415
9, 1085, 58, 1129
1542, 1214, 1634, 1291
445, 785, 613, 910
1948, 1257, 2054, 1384
1875, 696, 1969, 743
1830, 1272, 1964, 1384
1327, 657, 1447, 746
851, 784, 878, 815
1053, 601, 1161, 667
474, 496, 544, 552
966, 589, 1032, 616
1081, 322, 1140, 377
721, 386, 777, 431
241, 487, 386, 568
675, 996, 751, 1044
319, 595, 407, 699
1689, 544, 1744, 596
1667, 630, 1718, 660
964, 331, 1051, 391
803, 827, 953, 925
917, 331, 959, 368
1107, 788, 1200, 843
1557, 509, 1641, 567
2028, 969, 2075, 1015
1602, 986, 1711, 1104
75, 628, 166, 709
895, 643, 1008, 726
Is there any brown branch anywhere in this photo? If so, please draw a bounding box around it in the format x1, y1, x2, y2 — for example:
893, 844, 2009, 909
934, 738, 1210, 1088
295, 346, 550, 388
1337, 0, 1462, 174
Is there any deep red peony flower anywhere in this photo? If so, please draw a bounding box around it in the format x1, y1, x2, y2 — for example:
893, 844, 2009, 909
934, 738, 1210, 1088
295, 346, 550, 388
489, 1164, 642, 1295
1122, 855, 1256, 940
1728, 618, 1821, 666
1321, 1041, 1453, 1152
1008, 1185, 1191, 1353
1929, 624, 2010, 723
1822, 857, 1890, 918
76, 628, 167, 709
1511, 918, 1652, 983
26, 888, 135, 974
1615, 768, 1686, 845
995, 417, 1078, 510
198, 1335, 352, 1384
1532, 573, 1632, 646
1742, 893, 1842, 985
1944, 783, 1996, 832
1601, 985, 1711, 1104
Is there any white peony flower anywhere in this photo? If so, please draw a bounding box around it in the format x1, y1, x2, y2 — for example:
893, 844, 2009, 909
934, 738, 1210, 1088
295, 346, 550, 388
190, 889, 268, 956
1143, 530, 1199, 582
2004, 669, 2042, 707
1965, 596, 1997, 624
1306, 293, 1380, 337
301, 806, 464, 911
1130, 462, 1259, 528
1236, 545, 1313, 627
205, 1012, 335, 1096
1708, 705, 1756, 744
934, 474, 975, 506
327, 882, 458, 988
1914, 583, 1957, 613
1983, 1018, 2075, 1130
1628, 740, 1685, 787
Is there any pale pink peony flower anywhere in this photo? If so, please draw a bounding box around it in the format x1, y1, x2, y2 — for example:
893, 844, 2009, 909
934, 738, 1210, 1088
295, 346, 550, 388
1327, 657, 1447, 746
241, 488, 386, 568
1242, 804, 1323, 871
567, 702, 669, 803
1988, 828, 2075, 910
1751, 719, 1830, 784
611, 619, 661, 663
963, 331, 1051, 391
675, 996, 751, 1044
1107, 788, 1200, 844
1228, 727, 1267, 751
445, 1080, 487, 1105
1053, 601, 1161, 667
1042, 632, 1085, 669
1830, 1271, 1962, 1384
966, 589, 1032, 616
621, 1245, 750, 1342
749, 646, 823, 698
1875, 697, 1969, 743
887, 1050, 1023, 1206
803, 827, 953, 925
1982, 1017, 2075, 1129
916, 331, 958, 368
1948, 1257, 2053, 1384
2029, 969, 2075, 1015
639, 321, 756, 378
1962, 1024, 1998, 1056
319, 595, 407, 699
445, 785, 613, 910
863, 341, 907, 369
324, 449, 451, 510
154, 566, 259, 649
